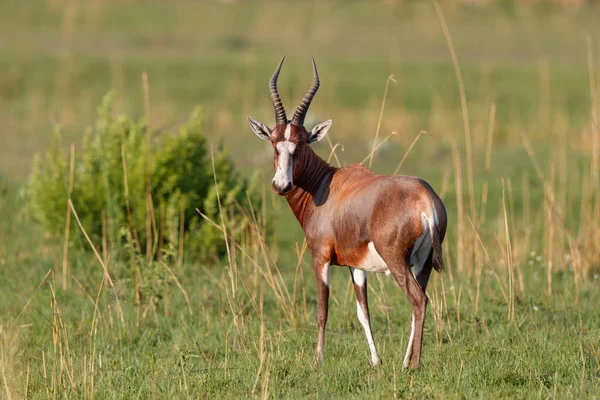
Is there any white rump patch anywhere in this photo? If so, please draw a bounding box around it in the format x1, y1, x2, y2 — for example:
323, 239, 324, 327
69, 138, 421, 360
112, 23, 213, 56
410, 213, 432, 278
356, 242, 390, 275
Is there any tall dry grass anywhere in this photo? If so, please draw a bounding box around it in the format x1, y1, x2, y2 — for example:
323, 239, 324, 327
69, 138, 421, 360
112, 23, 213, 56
1, 1, 600, 397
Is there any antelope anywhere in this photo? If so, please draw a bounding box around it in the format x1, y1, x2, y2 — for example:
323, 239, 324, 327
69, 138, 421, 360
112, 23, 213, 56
247, 56, 447, 368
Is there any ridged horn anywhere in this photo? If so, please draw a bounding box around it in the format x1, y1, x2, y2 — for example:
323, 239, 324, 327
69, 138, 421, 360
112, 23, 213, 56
291, 57, 320, 127
269, 56, 287, 125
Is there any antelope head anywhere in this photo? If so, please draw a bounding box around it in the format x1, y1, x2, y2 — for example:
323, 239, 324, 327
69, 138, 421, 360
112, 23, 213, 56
248, 56, 332, 195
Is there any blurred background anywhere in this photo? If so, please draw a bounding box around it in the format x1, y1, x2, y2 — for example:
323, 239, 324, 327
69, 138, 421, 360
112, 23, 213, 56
1, 1, 600, 397
3, 0, 600, 255
2, 0, 599, 181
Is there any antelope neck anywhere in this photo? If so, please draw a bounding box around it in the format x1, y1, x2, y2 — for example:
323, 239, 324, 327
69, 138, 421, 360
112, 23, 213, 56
285, 146, 336, 228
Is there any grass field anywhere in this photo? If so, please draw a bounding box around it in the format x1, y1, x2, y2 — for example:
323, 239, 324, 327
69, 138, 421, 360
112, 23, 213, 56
1, 0, 600, 398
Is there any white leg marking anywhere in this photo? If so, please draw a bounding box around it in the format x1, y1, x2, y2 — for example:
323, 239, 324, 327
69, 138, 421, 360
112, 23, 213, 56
351, 267, 366, 286
351, 268, 380, 366
403, 313, 416, 368
316, 261, 330, 365
321, 262, 330, 287
356, 300, 380, 366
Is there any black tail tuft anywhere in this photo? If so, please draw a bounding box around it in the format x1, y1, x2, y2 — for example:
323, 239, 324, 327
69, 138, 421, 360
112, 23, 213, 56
431, 224, 445, 272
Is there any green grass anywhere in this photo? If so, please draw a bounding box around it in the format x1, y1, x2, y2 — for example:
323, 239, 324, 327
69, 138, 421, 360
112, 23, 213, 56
2, 206, 599, 398
2, 0, 600, 398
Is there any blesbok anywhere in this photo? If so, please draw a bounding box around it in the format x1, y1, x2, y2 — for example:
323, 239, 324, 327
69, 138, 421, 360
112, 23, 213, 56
247, 56, 447, 368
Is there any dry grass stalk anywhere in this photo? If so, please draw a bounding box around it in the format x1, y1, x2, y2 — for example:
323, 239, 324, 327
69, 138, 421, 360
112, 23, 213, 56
121, 145, 141, 325
178, 201, 185, 274
101, 211, 109, 289
195, 209, 295, 321
546, 164, 556, 296
467, 216, 489, 317
506, 178, 525, 295
25, 361, 29, 399
325, 137, 343, 167
451, 140, 465, 271
252, 290, 267, 397
361, 131, 398, 165
42, 350, 49, 399
0, 343, 12, 400
292, 240, 309, 322
480, 103, 496, 224
568, 238, 582, 303
209, 145, 236, 296
47, 274, 77, 398
142, 71, 153, 261
62, 143, 75, 291
368, 75, 396, 168
429, 279, 442, 345
163, 262, 193, 316
9, 270, 52, 330
501, 180, 515, 322
179, 352, 190, 400
68, 199, 125, 326
50, 279, 58, 396
88, 273, 105, 399
393, 130, 426, 175
434, 0, 475, 222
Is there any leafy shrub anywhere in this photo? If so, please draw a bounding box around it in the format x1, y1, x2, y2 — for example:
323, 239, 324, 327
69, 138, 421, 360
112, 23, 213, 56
28, 92, 261, 261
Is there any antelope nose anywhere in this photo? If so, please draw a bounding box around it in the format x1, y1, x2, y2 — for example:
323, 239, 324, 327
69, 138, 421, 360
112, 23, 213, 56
272, 181, 292, 195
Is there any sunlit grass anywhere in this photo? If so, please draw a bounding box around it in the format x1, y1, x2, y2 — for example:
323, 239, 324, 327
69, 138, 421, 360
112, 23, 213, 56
1, 0, 600, 398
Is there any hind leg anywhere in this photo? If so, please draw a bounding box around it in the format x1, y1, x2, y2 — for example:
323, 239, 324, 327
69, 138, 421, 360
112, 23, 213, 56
398, 271, 428, 368
405, 233, 434, 367
407, 255, 433, 367
414, 253, 434, 292
382, 254, 428, 369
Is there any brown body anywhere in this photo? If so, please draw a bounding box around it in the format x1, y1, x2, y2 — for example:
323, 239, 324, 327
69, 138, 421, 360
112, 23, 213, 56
286, 147, 447, 269
248, 57, 447, 368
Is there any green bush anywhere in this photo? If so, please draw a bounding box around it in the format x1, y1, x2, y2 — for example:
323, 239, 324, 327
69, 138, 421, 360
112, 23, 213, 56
28, 92, 261, 261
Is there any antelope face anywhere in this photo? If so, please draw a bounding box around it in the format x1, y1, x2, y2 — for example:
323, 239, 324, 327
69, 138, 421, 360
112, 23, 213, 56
247, 55, 331, 195
247, 120, 332, 195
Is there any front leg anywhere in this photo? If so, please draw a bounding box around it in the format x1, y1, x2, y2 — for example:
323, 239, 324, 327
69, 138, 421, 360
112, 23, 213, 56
313, 259, 330, 366
349, 268, 380, 366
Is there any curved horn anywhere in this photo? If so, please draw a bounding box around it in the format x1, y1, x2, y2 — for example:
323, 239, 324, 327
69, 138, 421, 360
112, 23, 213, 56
292, 57, 320, 127
269, 56, 288, 125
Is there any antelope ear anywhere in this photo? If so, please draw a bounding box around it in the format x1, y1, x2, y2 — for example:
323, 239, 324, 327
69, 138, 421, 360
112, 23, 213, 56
308, 120, 332, 144
247, 117, 272, 141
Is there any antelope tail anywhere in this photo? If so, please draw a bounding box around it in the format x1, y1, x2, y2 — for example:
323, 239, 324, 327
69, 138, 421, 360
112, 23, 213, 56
430, 219, 445, 272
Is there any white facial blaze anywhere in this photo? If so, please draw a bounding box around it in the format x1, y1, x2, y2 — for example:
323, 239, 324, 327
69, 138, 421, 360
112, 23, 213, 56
284, 123, 291, 139
272, 139, 296, 190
